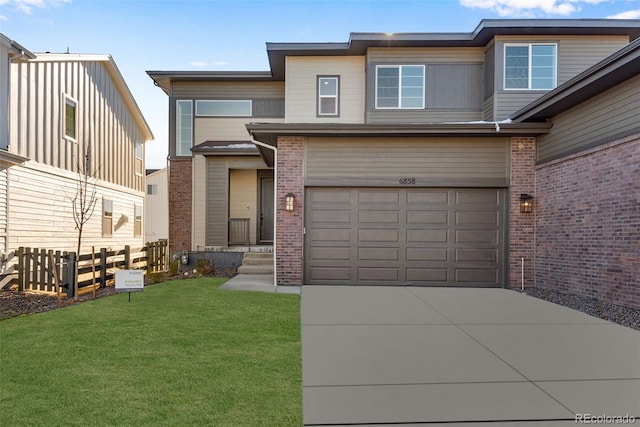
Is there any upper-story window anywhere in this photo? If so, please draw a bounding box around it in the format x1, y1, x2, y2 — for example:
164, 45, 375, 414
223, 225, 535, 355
504, 43, 557, 90
64, 94, 78, 142
317, 76, 339, 116
176, 100, 193, 156
195, 100, 252, 117
147, 184, 158, 195
135, 141, 143, 175
375, 65, 425, 109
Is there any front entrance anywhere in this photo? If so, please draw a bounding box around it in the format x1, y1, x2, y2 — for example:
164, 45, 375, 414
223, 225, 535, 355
258, 172, 274, 243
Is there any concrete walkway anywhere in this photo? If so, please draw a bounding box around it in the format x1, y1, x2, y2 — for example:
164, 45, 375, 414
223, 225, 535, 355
219, 274, 300, 294
301, 286, 640, 426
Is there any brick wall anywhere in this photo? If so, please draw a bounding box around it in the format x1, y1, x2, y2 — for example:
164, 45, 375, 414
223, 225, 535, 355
276, 136, 304, 285
535, 134, 640, 308
168, 158, 192, 254
509, 137, 536, 289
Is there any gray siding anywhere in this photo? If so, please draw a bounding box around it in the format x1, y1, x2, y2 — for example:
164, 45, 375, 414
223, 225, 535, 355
305, 137, 509, 187
484, 44, 495, 101
367, 63, 484, 123
483, 96, 495, 121
366, 47, 484, 123
537, 74, 640, 163
172, 81, 284, 98
205, 156, 270, 246
9, 59, 146, 191
492, 36, 629, 121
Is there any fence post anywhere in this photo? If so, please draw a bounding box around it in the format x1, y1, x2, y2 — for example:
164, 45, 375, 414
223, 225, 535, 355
31, 248, 38, 291
24, 247, 32, 291
67, 252, 77, 299
124, 245, 130, 270
39, 249, 47, 291
100, 248, 107, 288
17, 247, 24, 291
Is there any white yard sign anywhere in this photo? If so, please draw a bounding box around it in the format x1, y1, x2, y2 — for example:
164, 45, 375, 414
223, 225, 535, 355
115, 270, 144, 293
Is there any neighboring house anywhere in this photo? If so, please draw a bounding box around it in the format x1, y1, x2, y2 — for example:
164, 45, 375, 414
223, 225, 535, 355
0, 34, 153, 284
145, 168, 169, 243
148, 19, 639, 306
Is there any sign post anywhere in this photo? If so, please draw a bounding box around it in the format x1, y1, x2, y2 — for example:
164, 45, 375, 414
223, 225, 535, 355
115, 270, 144, 302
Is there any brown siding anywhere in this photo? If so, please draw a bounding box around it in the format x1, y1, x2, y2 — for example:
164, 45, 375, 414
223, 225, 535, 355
305, 137, 509, 187
367, 47, 484, 63
537, 74, 640, 163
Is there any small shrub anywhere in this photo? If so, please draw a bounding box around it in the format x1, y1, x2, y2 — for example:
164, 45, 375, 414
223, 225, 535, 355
168, 259, 180, 276
195, 258, 214, 276
147, 272, 164, 284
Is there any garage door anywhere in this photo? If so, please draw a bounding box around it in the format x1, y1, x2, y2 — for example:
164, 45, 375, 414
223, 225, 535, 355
304, 188, 505, 286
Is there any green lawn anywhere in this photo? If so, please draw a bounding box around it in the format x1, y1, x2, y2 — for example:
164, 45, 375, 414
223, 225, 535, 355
0, 278, 301, 426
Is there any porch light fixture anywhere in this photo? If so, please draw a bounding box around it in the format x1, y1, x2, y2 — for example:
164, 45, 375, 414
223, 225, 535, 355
285, 193, 295, 212
519, 194, 534, 213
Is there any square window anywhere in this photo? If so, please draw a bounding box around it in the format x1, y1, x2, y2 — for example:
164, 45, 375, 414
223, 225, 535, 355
504, 43, 557, 90
375, 65, 424, 109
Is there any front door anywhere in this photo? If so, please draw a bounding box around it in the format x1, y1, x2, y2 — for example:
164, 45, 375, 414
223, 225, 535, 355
259, 174, 274, 242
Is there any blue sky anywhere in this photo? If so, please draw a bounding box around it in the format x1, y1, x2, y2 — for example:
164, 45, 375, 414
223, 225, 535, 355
1, 0, 639, 168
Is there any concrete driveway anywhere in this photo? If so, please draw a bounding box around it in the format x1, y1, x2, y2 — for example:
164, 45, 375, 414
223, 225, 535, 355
301, 286, 640, 426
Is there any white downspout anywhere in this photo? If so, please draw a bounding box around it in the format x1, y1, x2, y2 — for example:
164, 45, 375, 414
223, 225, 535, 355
251, 139, 277, 287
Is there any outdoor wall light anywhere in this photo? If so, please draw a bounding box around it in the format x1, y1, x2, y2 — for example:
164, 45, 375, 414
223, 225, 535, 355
519, 194, 534, 213
285, 193, 295, 212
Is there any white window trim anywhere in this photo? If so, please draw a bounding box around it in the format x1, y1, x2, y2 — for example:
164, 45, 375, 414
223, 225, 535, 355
63, 94, 78, 143
317, 76, 339, 116
195, 100, 252, 117
503, 43, 557, 91
375, 65, 425, 110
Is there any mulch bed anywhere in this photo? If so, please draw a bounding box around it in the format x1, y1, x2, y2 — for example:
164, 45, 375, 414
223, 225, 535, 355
0, 268, 237, 320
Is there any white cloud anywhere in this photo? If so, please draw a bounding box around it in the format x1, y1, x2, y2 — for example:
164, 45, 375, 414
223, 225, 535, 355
2, 0, 70, 14
190, 61, 207, 67
608, 9, 640, 19
189, 60, 230, 68
0, 15, 7, 21
212, 61, 230, 66
458, 0, 610, 16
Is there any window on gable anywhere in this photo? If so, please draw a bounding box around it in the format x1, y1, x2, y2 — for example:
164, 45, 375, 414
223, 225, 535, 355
376, 65, 425, 109
64, 95, 77, 141
176, 100, 193, 156
102, 198, 113, 237
135, 141, 143, 175
504, 43, 557, 90
134, 204, 142, 237
317, 76, 339, 116
147, 184, 158, 195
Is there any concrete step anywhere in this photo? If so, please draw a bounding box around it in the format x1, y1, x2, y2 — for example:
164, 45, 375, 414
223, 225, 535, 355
237, 252, 274, 274
237, 264, 274, 274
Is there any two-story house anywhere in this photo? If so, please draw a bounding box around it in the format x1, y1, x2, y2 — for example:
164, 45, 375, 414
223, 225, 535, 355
1, 34, 153, 285
148, 19, 639, 306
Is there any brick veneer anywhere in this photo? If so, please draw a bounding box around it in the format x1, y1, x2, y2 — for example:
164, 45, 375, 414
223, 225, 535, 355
535, 134, 640, 308
276, 136, 304, 285
168, 158, 192, 254
509, 137, 536, 289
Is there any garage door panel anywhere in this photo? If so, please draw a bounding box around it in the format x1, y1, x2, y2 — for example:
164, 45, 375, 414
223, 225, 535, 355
305, 187, 504, 287
456, 248, 498, 262
359, 247, 399, 261
456, 230, 498, 244
407, 190, 449, 204
310, 267, 352, 281
407, 268, 449, 283
407, 210, 449, 224
311, 209, 352, 224
456, 211, 498, 225
359, 229, 400, 243
358, 190, 400, 204
358, 210, 400, 224
407, 229, 448, 243
358, 268, 399, 282
407, 248, 448, 262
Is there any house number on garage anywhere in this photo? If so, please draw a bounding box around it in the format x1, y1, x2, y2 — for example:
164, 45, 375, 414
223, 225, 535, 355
399, 178, 416, 185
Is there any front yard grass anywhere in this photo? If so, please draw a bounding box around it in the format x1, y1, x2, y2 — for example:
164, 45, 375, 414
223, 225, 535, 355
0, 278, 301, 426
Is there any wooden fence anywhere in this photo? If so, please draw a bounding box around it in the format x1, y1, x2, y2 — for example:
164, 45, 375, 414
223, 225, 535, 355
15, 240, 168, 297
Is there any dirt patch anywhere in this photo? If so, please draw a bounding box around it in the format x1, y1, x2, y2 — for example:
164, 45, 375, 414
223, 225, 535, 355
0, 268, 237, 320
